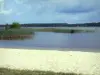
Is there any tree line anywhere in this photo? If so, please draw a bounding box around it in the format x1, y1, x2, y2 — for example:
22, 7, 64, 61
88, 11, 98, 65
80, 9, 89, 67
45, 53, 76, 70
0, 22, 100, 28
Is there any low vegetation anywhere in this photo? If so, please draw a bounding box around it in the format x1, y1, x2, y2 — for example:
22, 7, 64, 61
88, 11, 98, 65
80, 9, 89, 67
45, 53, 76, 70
10, 22, 21, 29
0, 22, 95, 40
32, 28, 94, 33
0, 29, 33, 37
0, 68, 82, 75
0, 22, 33, 39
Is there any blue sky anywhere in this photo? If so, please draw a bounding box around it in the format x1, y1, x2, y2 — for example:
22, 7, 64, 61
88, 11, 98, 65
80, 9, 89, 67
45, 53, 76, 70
0, 0, 100, 24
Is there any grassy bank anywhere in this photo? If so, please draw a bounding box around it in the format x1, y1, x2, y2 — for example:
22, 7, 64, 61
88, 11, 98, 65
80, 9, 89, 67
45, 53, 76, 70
29, 28, 94, 33
0, 29, 33, 37
0, 28, 94, 37
0, 68, 82, 75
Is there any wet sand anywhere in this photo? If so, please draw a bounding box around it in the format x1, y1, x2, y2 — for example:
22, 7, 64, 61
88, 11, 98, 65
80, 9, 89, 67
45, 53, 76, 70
0, 48, 100, 75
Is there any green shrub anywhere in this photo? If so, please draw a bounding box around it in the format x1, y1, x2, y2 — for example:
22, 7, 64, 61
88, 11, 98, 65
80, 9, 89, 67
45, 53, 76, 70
10, 22, 21, 29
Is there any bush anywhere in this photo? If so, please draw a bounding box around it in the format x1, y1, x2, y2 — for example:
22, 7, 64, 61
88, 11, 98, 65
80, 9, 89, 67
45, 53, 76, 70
10, 22, 21, 29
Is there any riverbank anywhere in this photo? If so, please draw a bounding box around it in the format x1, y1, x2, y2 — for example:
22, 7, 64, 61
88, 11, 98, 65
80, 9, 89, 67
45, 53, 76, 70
23, 28, 94, 33
0, 28, 94, 35
0, 28, 94, 40
0, 48, 100, 75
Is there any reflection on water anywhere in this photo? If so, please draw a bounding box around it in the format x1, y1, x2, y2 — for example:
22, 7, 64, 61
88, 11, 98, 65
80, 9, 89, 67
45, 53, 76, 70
0, 31, 100, 51
0, 32, 34, 40
0, 35, 33, 40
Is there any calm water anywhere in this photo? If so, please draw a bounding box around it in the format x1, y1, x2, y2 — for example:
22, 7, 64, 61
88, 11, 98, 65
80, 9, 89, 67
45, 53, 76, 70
0, 31, 100, 51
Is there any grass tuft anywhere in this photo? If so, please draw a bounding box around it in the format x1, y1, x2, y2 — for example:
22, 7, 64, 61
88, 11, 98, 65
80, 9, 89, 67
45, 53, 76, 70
0, 67, 83, 75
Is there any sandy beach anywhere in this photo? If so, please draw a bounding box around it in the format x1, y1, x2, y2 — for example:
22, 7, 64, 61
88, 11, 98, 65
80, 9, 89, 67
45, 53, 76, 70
0, 48, 100, 75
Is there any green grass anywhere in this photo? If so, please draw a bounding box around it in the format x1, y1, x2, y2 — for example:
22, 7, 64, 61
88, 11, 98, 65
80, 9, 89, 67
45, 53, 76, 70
0, 68, 83, 75
30, 28, 94, 33
0, 28, 94, 37
0, 29, 33, 37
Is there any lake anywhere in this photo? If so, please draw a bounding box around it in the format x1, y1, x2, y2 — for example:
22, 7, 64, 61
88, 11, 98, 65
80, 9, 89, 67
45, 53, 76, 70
0, 30, 100, 52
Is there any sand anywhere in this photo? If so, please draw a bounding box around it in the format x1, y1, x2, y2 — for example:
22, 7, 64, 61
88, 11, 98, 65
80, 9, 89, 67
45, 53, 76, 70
0, 48, 100, 75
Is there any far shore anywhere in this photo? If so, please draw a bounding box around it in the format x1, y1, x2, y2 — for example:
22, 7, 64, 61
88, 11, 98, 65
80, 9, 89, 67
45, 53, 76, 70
0, 48, 100, 75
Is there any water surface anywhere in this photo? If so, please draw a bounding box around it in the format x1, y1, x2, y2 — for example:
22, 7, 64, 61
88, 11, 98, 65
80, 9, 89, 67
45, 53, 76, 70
0, 31, 100, 52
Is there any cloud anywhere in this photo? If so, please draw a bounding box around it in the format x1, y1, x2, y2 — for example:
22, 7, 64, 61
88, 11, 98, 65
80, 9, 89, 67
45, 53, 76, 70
29, 0, 100, 23
56, 5, 96, 14
0, 0, 100, 24
37, 0, 100, 14
14, 0, 28, 4
0, 0, 4, 11
0, 0, 13, 15
16, 12, 23, 16
0, 9, 13, 15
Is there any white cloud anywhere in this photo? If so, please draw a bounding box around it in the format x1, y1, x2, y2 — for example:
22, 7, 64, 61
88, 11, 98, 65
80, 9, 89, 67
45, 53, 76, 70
0, 0, 3, 1
0, 0, 13, 15
14, 0, 27, 4
0, 9, 13, 15
0, 0, 4, 11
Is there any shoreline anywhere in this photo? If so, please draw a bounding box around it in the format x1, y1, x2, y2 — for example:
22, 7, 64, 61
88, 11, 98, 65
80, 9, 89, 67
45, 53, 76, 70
0, 47, 100, 53
0, 48, 100, 75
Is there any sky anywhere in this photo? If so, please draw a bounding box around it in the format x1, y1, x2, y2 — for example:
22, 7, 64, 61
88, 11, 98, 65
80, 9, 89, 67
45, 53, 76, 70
0, 0, 100, 24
